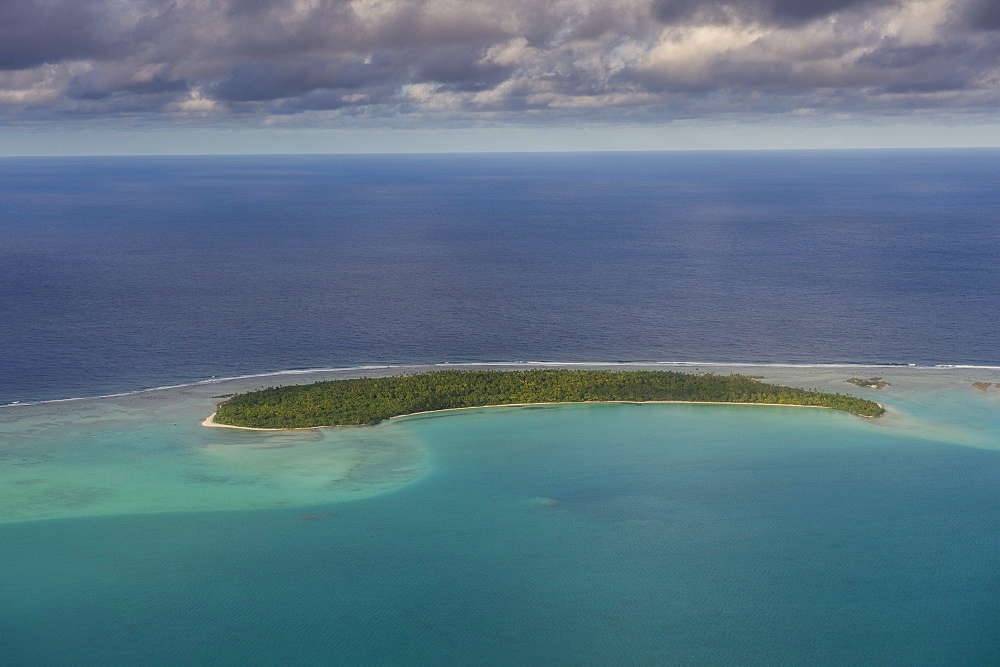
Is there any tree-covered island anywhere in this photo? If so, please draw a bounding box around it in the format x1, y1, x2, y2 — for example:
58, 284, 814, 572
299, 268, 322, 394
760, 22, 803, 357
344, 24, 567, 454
209, 369, 885, 429
846, 377, 890, 389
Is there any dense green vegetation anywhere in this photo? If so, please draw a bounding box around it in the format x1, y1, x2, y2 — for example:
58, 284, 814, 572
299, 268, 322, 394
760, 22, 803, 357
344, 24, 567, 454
211, 369, 885, 428
846, 377, 890, 389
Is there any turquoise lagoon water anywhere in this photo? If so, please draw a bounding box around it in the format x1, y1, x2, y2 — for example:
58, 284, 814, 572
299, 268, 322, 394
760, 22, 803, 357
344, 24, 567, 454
1, 365, 999, 664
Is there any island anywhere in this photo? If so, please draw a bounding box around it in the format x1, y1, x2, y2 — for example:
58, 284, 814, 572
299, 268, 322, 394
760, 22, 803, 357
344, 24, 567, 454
207, 369, 885, 429
846, 377, 890, 389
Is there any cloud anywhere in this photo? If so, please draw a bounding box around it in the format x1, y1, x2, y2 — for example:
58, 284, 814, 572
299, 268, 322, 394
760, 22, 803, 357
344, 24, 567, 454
962, 0, 1000, 29
0, 0, 128, 71
0, 0, 997, 127
650, 0, 899, 26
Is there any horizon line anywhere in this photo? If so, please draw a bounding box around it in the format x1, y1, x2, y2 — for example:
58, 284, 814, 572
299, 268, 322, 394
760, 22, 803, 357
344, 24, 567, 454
3, 145, 1000, 159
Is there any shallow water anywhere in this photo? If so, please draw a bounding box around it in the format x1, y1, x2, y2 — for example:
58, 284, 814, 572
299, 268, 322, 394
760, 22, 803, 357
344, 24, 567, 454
2, 365, 998, 664
0, 385, 426, 523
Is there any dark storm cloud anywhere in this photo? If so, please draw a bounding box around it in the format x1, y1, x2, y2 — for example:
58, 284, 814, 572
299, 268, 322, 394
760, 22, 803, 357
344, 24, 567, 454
963, 0, 1000, 29
0, 0, 997, 125
67, 73, 188, 101
212, 59, 378, 103
651, 0, 898, 26
413, 45, 512, 89
0, 0, 131, 70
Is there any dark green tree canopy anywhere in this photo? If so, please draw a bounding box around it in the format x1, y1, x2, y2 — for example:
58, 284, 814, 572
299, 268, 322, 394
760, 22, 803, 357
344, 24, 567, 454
212, 370, 884, 429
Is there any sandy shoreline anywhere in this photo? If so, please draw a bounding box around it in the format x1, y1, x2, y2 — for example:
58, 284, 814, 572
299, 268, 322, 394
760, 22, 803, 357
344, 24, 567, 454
202, 399, 872, 432
201, 413, 347, 431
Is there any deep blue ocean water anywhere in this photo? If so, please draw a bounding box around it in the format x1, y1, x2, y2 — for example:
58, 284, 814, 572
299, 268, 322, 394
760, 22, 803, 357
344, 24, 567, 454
2, 151, 1000, 665
2, 150, 999, 404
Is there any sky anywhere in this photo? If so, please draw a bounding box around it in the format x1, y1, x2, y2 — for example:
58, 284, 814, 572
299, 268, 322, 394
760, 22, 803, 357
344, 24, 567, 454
1, 0, 999, 154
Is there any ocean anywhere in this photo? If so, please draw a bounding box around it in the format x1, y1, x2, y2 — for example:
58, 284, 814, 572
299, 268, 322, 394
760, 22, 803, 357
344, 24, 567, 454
1, 151, 999, 664
2, 150, 999, 405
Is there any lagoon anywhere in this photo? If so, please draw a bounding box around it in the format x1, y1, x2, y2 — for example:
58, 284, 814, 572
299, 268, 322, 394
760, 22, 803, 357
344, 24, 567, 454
1, 364, 998, 664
